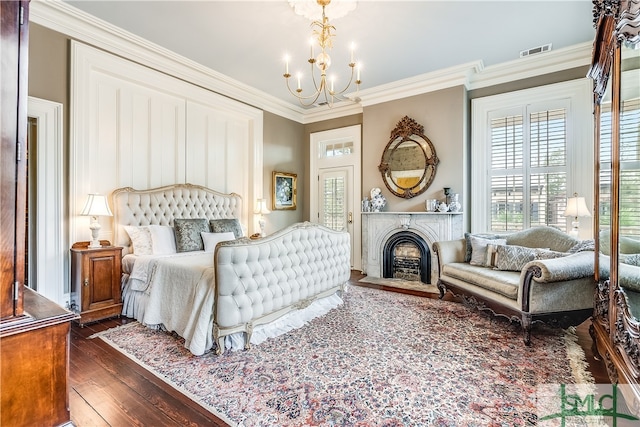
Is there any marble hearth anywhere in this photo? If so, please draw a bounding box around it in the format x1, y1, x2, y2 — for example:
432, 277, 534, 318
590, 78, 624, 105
362, 212, 463, 285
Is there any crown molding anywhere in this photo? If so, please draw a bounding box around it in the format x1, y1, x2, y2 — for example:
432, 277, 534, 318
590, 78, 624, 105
299, 101, 363, 124
30, 0, 307, 123
354, 61, 484, 107
29, 1, 593, 125
467, 42, 593, 90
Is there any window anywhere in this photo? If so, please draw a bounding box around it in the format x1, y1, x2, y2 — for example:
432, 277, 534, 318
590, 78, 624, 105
471, 79, 593, 233
600, 96, 640, 236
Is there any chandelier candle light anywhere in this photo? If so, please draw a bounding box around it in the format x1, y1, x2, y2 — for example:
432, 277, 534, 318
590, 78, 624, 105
80, 193, 113, 248
284, 0, 361, 107
563, 193, 591, 238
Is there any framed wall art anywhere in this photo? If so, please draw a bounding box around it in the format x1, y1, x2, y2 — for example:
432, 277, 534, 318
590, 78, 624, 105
272, 171, 297, 210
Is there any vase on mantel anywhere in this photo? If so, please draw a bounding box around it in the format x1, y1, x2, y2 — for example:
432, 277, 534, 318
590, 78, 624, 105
449, 193, 462, 212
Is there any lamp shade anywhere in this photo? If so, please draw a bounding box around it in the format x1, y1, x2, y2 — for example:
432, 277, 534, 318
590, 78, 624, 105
563, 196, 591, 218
81, 194, 113, 217
254, 199, 271, 215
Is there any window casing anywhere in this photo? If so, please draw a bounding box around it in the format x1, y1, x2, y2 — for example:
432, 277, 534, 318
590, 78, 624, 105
471, 79, 594, 234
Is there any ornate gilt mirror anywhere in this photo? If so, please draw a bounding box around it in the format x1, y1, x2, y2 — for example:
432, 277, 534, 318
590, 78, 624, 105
378, 116, 439, 199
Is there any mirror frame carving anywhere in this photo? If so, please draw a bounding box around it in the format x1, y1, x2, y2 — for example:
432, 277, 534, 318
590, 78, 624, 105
590, 0, 640, 414
378, 116, 439, 199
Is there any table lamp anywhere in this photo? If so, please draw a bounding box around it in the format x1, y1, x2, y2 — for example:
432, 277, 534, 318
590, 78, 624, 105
254, 198, 271, 237
563, 193, 591, 238
81, 194, 113, 248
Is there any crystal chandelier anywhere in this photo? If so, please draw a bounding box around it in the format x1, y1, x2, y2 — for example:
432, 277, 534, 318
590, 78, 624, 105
284, 0, 361, 107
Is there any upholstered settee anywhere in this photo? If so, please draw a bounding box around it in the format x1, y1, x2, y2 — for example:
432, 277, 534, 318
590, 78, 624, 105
432, 226, 595, 345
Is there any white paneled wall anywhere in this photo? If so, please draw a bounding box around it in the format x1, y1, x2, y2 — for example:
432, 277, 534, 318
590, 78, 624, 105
71, 42, 263, 245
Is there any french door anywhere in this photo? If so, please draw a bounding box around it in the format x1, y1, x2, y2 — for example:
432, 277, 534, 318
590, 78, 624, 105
318, 166, 353, 231
310, 125, 361, 270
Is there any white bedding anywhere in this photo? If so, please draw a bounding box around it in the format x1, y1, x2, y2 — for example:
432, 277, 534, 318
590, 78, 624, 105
123, 251, 218, 355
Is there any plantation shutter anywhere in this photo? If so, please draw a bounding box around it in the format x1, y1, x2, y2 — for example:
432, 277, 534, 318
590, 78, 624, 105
321, 174, 346, 231
490, 107, 568, 232
602, 97, 640, 236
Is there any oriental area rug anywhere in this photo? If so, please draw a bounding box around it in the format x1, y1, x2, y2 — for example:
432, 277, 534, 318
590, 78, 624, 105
95, 286, 598, 426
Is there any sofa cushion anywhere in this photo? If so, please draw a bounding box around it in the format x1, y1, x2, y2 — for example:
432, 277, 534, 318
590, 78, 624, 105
469, 235, 506, 267
464, 232, 502, 262
442, 262, 519, 300
568, 239, 595, 254
505, 226, 578, 252
495, 245, 539, 271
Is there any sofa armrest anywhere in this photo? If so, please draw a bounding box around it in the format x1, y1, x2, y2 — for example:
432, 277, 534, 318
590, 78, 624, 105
432, 239, 466, 274
525, 251, 595, 283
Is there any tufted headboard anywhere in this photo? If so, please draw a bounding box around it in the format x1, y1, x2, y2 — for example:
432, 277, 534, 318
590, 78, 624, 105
111, 183, 242, 256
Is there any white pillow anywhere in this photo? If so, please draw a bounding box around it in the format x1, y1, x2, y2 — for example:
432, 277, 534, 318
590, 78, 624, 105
201, 232, 235, 252
469, 235, 507, 267
124, 225, 152, 255
148, 225, 176, 255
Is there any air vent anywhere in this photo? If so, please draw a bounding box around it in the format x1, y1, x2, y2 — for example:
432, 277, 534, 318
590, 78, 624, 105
520, 43, 552, 58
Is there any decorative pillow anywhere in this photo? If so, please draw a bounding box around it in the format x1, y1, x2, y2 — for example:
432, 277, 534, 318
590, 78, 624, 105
174, 218, 210, 252
621, 253, 640, 267
210, 218, 243, 238
534, 249, 568, 260
485, 243, 500, 268
148, 225, 176, 255
469, 236, 507, 267
568, 239, 595, 253
124, 225, 152, 255
495, 245, 538, 271
201, 232, 235, 252
464, 232, 501, 262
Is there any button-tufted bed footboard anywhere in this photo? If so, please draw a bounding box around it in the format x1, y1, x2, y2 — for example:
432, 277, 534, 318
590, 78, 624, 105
214, 222, 351, 354
111, 184, 351, 355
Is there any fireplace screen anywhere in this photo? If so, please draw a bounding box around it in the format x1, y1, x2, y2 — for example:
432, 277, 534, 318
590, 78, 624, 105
383, 231, 430, 283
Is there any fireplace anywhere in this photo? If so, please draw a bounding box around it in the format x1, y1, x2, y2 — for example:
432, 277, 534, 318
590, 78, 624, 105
383, 231, 430, 283
362, 212, 463, 284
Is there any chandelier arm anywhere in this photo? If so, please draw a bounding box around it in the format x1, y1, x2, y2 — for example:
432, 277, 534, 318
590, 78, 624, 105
284, 77, 325, 106
330, 66, 359, 96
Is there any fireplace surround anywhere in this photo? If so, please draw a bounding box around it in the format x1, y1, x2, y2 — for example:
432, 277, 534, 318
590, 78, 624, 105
362, 212, 463, 285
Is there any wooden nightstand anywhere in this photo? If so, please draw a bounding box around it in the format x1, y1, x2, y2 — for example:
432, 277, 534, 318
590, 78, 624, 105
70, 242, 123, 326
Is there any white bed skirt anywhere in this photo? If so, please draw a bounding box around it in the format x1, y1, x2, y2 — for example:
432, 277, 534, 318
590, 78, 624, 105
121, 276, 347, 354
224, 289, 346, 351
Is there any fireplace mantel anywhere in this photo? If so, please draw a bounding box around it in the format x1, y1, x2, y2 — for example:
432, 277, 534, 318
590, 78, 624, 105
362, 212, 463, 284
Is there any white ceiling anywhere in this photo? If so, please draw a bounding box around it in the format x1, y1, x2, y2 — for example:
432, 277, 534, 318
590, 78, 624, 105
63, 0, 597, 109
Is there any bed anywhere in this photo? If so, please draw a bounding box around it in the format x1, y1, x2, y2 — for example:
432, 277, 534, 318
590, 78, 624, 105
112, 183, 351, 355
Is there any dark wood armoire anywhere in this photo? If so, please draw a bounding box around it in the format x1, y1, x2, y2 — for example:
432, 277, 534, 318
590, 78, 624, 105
0, 2, 77, 426
589, 0, 640, 416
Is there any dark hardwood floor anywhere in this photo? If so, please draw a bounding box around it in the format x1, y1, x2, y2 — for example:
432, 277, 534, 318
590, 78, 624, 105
69, 271, 612, 426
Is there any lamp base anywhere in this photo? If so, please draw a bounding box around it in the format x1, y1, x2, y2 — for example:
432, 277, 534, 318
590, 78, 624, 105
568, 219, 580, 239
258, 217, 266, 238
88, 217, 102, 248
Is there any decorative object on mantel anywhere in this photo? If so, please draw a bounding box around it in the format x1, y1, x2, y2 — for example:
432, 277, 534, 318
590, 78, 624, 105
378, 116, 439, 199
425, 199, 438, 212
369, 187, 386, 212
438, 187, 461, 212
283, 0, 361, 108
80, 193, 113, 248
